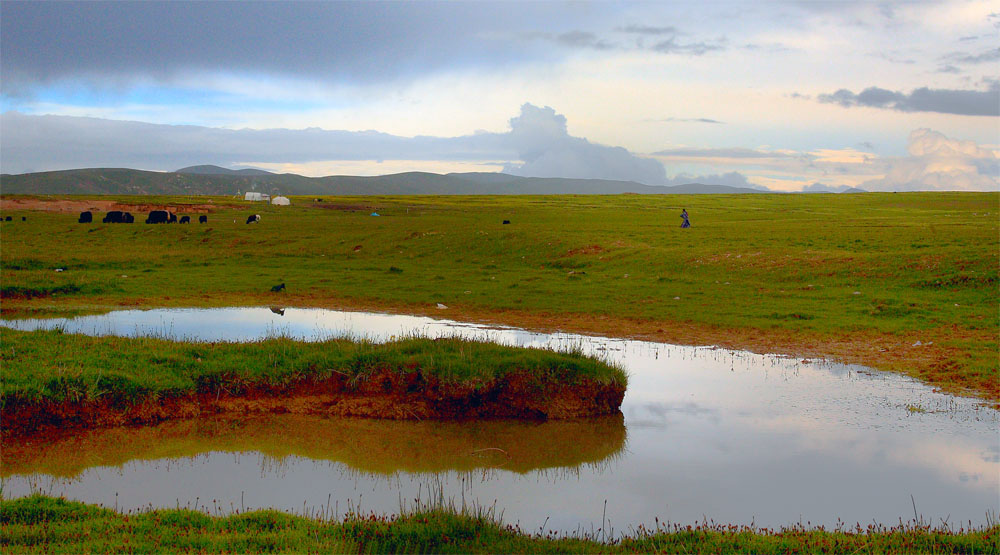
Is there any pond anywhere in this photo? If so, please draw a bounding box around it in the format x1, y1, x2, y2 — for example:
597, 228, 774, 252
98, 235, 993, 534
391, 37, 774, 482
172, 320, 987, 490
2, 307, 997, 535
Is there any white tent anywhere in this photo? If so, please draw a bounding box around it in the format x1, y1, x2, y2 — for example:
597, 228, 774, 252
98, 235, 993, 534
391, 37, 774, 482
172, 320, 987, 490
271, 196, 291, 206
244, 192, 270, 202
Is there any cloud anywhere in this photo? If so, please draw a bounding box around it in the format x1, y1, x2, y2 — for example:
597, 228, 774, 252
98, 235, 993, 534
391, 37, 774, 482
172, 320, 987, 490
652, 147, 796, 159
0, 104, 670, 185
501, 104, 666, 184
657, 117, 726, 124
947, 47, 1000, 64
650, 37, 724, 55
818, 82, 1000, 116
519, 30, 617, 51
618, 25, 678, 36
0, 2, 595, 97
860, 129, 999, 192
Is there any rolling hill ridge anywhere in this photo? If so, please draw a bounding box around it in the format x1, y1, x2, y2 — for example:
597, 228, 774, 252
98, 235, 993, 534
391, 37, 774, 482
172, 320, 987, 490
1, 167, 782, 195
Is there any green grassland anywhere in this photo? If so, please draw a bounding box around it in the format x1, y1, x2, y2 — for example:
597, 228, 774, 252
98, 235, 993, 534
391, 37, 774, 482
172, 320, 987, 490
2, 496, 996, 554
0, 329, 624, 408
1, 192, 997, 398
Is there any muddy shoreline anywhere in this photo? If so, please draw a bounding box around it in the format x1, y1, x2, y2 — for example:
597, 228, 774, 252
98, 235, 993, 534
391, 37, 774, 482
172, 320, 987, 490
1, 370, 625, 440
6, 293, 994, 404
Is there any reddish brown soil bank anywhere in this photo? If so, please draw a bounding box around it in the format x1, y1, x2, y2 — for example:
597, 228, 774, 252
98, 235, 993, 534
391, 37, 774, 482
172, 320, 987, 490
2, 371, 625, 439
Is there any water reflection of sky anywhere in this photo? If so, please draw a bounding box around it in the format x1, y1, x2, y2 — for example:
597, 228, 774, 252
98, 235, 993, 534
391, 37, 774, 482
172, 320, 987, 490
2, 307, 998, 532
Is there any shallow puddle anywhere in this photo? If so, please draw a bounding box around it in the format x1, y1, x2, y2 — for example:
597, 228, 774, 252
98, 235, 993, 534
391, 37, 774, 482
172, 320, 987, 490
2, 307, 998, 533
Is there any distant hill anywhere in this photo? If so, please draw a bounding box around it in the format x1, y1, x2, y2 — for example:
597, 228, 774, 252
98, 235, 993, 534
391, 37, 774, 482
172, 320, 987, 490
1, 167, 777, 195
659, 182, 769, 195
176, 165, 274, 176
841, 187, 868, 193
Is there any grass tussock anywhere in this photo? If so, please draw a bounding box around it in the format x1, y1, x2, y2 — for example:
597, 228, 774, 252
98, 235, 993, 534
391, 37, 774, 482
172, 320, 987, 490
1, 495, 996, 554
0, 328, 626, 408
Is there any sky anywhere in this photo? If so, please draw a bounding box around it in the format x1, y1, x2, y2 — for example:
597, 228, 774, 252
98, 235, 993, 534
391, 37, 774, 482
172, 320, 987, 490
1, 0, 998, 192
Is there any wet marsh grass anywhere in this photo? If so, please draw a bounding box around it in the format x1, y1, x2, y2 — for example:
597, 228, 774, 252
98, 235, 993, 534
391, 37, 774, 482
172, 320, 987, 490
0, 327, 626, 408
0, 192, 997, 398
1, 495, 996, 554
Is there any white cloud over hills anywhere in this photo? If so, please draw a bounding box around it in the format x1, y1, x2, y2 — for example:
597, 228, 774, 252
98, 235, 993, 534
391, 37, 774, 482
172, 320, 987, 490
1, 106, 995, 192
860, 128, 999, 192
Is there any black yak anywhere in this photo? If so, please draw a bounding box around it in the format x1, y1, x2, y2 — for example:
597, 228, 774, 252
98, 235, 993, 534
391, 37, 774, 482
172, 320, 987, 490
146, 210, 170, 224
103, 211, 125, 223
179, 215, 190, 224
246, 214, 261, 224
199, 215, 208, 223
78, 211, 93, 223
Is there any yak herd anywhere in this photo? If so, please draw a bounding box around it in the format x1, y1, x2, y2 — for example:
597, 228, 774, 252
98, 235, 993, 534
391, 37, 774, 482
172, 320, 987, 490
3, 211, 262, 225
73, 211, 260, 224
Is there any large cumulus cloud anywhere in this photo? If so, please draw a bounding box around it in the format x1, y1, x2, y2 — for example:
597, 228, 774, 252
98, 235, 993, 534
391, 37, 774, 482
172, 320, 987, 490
500, 105, 666, 184
861, 129, 999, 192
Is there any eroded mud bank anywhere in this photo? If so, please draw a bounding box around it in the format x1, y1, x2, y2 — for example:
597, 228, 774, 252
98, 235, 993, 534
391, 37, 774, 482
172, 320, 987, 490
2, 370, 625, 439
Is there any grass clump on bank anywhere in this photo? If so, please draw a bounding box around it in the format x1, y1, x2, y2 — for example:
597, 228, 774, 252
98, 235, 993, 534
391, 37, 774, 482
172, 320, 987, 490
0, 327, 626, 408
2, 495, 996, 554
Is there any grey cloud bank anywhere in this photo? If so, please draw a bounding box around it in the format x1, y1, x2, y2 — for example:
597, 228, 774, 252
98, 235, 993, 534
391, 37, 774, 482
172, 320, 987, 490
0, 1, 585, 96
818, 83, 1000, 116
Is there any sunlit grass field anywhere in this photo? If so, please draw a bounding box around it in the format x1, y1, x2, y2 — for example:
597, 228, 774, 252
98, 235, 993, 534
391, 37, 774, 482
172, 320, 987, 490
1, 192, 996, 398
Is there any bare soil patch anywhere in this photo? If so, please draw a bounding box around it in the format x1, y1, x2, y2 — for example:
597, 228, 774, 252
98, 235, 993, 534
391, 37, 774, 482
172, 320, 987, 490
0, 198, 217, 214
313, 202, 376, 211
563, 244, 606, 256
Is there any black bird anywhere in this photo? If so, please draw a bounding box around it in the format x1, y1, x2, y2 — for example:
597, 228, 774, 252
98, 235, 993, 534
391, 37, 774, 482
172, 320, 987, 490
270, 283, 286, 292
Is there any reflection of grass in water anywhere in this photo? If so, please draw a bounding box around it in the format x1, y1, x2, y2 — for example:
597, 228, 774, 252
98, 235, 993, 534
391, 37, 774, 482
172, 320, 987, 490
1, 414, 626, 479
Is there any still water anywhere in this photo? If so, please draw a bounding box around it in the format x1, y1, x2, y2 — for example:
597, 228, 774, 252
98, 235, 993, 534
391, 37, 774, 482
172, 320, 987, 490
2, 307, 997, 533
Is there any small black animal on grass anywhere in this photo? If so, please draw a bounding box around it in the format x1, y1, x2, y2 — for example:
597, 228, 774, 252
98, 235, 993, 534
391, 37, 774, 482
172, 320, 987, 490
503, 220, 511, 224
78, 211, 93, 223
4, 216, 11, 221
179, 215, 190, 224
199, 215, 208, 223
246, 214, 261, 224
270, 283, 286, 292
21, 217, 26, 221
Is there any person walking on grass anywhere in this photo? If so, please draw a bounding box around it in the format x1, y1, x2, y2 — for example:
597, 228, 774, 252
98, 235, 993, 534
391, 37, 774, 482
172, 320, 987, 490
680, 208, 691, 228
